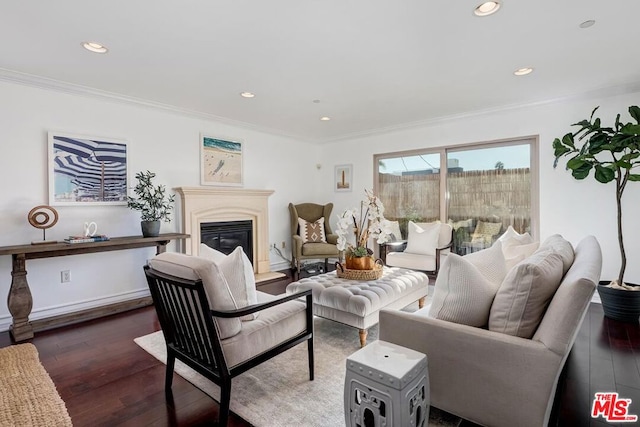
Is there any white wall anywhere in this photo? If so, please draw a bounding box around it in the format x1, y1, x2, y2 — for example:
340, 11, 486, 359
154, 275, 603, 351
0, 80, 321, 331
319, 91, 640, 287
2, 79, 638, 332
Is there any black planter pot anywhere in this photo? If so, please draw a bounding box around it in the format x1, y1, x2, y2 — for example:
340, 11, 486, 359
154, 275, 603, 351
141, 220, 161, 237
597, 280, 640, 323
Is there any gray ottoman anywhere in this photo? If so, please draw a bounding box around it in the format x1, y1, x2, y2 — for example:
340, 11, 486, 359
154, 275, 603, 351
286, 267, 429, 346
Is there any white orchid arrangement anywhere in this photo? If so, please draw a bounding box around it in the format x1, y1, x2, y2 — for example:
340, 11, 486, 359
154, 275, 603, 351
335, 189, 393, 257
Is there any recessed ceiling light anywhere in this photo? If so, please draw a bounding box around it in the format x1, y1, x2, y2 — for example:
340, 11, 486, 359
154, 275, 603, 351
240, 92, 255, 98
474, 1, 501, 17
82, 42, 108, 54
320, 116, 331, 121
514, 67, 534, 76
579, 20, 596, 29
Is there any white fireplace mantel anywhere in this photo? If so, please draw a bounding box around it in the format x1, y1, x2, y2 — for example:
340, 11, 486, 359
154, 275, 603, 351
175, 187, 274, 275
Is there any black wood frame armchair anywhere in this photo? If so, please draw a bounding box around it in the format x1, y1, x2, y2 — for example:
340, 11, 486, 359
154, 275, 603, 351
144, 265, 314, 427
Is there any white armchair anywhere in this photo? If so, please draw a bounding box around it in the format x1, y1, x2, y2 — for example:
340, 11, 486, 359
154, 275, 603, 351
385, 221, 453, 275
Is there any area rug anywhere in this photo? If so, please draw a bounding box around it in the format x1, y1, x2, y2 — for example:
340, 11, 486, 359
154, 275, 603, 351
0, 343, 72, 427
135, 317, 460, 427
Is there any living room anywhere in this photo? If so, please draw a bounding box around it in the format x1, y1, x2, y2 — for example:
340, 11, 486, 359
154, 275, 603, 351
1, 1, 639, 426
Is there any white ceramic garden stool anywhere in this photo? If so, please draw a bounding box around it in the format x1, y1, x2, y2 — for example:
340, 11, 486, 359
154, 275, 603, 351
344, 340, 429, 427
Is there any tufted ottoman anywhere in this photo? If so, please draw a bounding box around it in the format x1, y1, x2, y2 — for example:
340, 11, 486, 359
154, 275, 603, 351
286, 267, 429, 346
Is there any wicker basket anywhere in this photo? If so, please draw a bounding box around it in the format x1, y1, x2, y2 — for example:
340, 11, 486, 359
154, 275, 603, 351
335, 259, 384, 281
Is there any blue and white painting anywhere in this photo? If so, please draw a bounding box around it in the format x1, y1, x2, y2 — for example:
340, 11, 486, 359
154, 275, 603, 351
201, 134, 243, 186
48, 132, 128, 205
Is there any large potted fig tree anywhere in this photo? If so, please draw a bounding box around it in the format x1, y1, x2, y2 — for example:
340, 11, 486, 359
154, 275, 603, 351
553, 105, 640, 322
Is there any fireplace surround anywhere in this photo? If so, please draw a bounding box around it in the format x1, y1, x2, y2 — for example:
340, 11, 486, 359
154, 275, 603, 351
175, 187, 274, 276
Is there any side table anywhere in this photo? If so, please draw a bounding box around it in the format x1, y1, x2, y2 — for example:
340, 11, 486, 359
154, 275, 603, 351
345, 340, 429, 426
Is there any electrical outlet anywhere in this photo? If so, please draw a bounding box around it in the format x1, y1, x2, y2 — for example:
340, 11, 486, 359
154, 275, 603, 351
281, 241, 286, 249
61, 270, 71, 283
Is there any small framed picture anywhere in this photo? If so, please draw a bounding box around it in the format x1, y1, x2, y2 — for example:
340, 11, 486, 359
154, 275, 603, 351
48, 132, 128, 206
200, 134, 244, 187
334, 164, 352, 192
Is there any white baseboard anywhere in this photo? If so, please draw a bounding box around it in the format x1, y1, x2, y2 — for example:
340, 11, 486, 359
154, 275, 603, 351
0, 288, 151, 333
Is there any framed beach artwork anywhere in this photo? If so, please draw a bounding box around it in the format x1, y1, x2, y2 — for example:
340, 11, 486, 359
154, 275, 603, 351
200, 134, 244, 186
48, 132, 128, 206
334, 164, 352, 192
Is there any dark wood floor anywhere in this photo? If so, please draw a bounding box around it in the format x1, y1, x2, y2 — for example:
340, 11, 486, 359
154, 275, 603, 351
1, 270, 639, 426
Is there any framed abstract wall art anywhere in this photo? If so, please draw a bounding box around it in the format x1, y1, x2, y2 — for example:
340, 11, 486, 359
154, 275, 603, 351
334, 164, 352, 192
200, 134, 244, 187
48, 132, 128, 206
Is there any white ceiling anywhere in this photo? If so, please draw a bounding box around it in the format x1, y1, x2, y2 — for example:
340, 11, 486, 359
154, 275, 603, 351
1, 1, 640, 143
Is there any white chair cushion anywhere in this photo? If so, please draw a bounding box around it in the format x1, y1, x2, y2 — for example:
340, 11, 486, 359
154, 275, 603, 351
148, 252, 241, 339
489, 248, 564, 338
298, 217, 327, 243
385, 251, 437, 271
221, 291, 307, 368
463, 240, 507, 286
405, 221, 440, 256
429, 253, 501, 327
200, 244, 258, 321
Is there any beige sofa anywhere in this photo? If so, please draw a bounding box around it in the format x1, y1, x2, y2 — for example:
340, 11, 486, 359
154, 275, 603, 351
379, 235, 602, 427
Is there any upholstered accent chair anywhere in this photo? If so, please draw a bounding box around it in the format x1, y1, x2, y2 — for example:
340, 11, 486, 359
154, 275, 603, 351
144, 252, 314, 427
385, 221, 453, 275
288, 202, 340, 273
380, 235, 602, 427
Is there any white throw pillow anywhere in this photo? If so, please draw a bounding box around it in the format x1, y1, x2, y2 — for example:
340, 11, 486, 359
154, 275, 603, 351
463, 240, 508, 286
148, 252, 241, 339
405, 221, 440, 256
200, 244, 259, 321
429, 253, 501, 327
388, 220, 403, 241
538, 234, 575, 276
498, 225, 534, 247
298, 217, 327, 243
503, 241, 540, 270
489, 248, 564, 338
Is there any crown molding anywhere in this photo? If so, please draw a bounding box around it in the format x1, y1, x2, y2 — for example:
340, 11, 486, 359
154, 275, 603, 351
2, 67, 639, 145
320, 80, 640, 143
0, 67, 313, 143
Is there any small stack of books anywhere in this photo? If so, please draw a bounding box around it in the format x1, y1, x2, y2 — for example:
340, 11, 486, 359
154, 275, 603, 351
64, 235, 110, 244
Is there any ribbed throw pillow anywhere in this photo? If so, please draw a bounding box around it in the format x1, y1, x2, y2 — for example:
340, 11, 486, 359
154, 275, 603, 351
429, 253, 501, 327
298, 217, 327, 243
489, 249, 564, 338
200, 244, 258, 321
148, 252, 241, 339
463, 240, 508, 286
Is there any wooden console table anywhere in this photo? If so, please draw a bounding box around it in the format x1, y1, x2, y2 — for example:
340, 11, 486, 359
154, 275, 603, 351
0, 233, 189, 342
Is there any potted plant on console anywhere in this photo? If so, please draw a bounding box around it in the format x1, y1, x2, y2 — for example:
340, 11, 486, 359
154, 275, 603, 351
553, 105, 640, 322
127, 170, 175, 237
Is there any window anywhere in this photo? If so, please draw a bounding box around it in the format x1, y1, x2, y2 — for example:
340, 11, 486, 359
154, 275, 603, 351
374, 137, 538, 254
